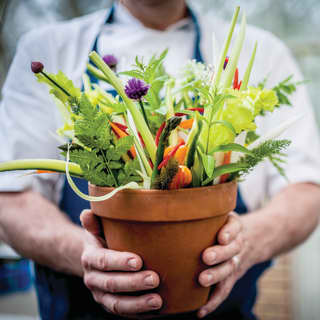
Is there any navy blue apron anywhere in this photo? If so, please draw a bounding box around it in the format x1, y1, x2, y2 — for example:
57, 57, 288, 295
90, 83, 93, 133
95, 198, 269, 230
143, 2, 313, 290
34, 5, 271, 320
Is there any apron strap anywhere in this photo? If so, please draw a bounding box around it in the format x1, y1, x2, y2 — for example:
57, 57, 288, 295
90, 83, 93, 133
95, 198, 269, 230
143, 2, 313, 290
187, 6, 204, 63
85, 5, 115, 86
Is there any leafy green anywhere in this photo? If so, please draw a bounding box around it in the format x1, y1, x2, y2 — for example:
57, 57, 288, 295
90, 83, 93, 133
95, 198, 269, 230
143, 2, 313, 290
231, 139, 291, 179
268, 153, 288, 180
208, 143, 254, 156
245, 131, 260, 145
199, 92, 236, 152
60, 93, 138, 187
120, 49, 169, 110
272, 75, 298, 107
258, 75, 303, 110
202, 139, 291, 185
186, 120, 203, 168
74, 95, 112, 150
118, 157, 143, 185
106, 136, 134, 161
246, 87, 279, 115
197, 148, 215, 179
203, 86, 278, 151
36, 70, 81, 105
202, 163, 247, 186
148, 111, 166, 135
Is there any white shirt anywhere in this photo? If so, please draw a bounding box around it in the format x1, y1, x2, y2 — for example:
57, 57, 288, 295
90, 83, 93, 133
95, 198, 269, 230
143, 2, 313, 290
1, 4, 320, 212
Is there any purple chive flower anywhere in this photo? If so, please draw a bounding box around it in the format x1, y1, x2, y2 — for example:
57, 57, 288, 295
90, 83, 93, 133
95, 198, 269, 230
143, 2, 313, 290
103, 54, 118, 69
31, 61, 44, 74
223, 56, 229, 70
125, 78, 150, 100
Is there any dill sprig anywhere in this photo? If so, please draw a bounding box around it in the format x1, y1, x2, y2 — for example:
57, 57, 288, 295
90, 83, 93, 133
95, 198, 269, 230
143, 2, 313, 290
231, 139, 291, 179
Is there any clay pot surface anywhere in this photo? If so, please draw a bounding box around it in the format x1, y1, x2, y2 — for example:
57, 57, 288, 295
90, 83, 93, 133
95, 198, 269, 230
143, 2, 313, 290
89, 181, 237, 315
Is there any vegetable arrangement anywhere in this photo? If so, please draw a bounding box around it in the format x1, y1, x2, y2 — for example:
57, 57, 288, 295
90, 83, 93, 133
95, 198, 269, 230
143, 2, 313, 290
0, 7, 301, 200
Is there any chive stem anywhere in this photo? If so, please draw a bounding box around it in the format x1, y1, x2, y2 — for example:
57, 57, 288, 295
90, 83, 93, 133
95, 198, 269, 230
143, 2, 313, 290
41, 71, 72, 97
138, 99, 150, 130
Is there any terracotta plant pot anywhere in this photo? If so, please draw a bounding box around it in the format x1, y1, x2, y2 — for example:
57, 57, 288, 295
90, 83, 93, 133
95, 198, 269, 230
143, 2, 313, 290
89, 181, 237, 315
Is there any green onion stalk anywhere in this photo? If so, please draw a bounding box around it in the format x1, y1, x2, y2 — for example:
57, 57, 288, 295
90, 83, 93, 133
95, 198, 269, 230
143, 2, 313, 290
0, 159, 83, 178
198, 8, 245, 155
193, 7, 254, 184
89, 51, 157, 164
165, 78, 178, 146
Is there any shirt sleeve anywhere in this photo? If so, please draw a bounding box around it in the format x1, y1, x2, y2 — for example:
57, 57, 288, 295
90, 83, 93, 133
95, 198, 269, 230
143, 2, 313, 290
0, 28, 65, 204
262, 38, 320, 198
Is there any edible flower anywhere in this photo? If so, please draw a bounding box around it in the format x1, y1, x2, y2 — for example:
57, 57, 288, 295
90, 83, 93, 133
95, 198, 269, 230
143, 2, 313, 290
103, 54, 118, 71
125, 78, 150, 100
31, 62, 44, 74
125, 78, 151, 129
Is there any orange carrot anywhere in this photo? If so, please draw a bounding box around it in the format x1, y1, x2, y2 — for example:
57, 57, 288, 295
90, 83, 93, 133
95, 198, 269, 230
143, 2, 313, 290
109, 121, 137, 158
179, 118, 194, 130
163, 146, 174, 158
175, 146, 188, 165
164, 142, 187, 166
158, 141, 185, 170
220, 151, 232, 183
169, 165, 192, 190
36, 170, 56, 174
113, 122, 128, 131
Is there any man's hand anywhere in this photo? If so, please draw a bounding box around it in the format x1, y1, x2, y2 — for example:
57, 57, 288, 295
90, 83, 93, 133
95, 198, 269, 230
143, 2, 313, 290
197, 212, 253, 318
80, 210, 162, 317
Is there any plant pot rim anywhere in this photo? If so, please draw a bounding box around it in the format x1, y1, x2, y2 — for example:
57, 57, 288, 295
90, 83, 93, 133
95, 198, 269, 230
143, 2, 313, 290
89, 180, 237, 222
89, 180, 237, 194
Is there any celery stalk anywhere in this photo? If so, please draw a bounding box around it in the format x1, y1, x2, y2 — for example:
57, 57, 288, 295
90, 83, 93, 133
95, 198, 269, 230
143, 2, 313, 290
241, 42, 257, 91
86, 63, 109, 82
82, 74, 92, 92
124, 112, 153, 177
89, 51, 157, 163
0, 159, 83, 177
165, 79, 178, 146
212, 6, 240, 89
220, 13, 247, 89
201, 7, 242, 160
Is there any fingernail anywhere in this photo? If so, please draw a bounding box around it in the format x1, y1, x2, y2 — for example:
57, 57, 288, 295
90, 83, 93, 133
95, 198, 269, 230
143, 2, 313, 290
203, 273, 213, 287
199, 308, 208, 318
207, 251, 216, 264
147, 297, 161, 309
128, 258, 138, 269
223, 232, 230, 243
144, 275, 155, 287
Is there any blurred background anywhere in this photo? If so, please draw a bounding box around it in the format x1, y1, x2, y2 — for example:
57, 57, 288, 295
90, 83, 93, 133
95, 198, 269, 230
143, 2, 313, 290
0, 0, 319, 319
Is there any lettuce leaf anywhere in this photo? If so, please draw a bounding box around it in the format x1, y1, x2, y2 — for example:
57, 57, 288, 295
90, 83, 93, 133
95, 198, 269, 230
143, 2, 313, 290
246, 87, 278, 115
